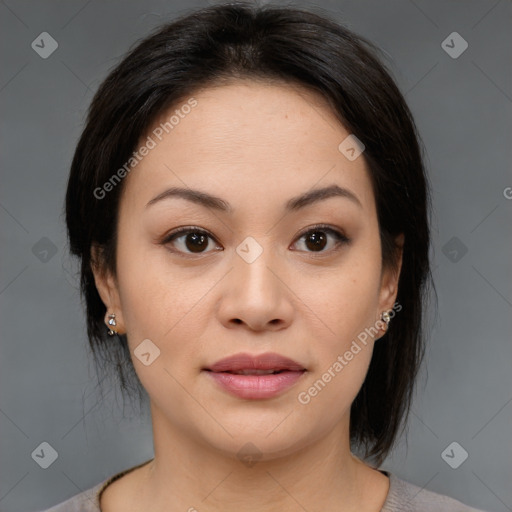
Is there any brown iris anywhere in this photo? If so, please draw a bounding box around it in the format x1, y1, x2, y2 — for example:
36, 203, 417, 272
304, 231, 327, 251
185, 232, 209, 253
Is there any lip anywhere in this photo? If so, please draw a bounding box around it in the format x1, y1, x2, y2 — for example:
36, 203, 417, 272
203, 352, 307, 400
206, 352, 306, 373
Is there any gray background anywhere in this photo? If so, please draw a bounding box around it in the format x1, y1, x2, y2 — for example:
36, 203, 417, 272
0, 1, 511, 511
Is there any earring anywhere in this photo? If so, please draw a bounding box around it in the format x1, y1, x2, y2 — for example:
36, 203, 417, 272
106, 313, 117, 336
381, 310, 392, 331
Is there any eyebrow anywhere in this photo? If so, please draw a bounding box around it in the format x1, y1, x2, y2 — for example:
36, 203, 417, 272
145, 184, 363, 212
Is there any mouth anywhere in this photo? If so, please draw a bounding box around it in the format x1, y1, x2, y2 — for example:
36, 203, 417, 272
212, 369, 299, 375
203, 353, 307, 399
204, 352, 306, 373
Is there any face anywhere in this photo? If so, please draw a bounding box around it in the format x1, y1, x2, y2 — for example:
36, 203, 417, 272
93, 80, 403, 461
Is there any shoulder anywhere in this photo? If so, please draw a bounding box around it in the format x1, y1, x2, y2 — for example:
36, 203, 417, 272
35, 480, 105, 512
36, 458, 154, 512
383, 473, 488, 512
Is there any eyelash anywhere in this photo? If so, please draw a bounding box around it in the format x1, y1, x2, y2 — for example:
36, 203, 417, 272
160, 224, 350, 257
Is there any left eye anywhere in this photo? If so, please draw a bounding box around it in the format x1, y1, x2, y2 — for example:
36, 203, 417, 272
292, 226, 349, 253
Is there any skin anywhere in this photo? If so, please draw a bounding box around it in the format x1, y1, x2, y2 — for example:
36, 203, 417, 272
93, 80, 404, 512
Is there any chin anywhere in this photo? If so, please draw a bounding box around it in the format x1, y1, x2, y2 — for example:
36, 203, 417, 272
204, 430, 314, 465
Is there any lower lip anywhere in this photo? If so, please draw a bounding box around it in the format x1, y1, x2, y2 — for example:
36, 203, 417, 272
205, 370, 306, 399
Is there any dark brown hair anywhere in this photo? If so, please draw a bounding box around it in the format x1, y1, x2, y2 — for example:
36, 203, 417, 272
66, 2, 435, 466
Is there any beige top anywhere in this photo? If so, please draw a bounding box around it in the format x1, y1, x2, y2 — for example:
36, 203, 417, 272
37, 459, 487, 512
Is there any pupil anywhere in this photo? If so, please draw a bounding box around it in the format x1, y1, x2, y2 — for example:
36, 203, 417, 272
186, 233, 207, 252
306, 232, 327, 251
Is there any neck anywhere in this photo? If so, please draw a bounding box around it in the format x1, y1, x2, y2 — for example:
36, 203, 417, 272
131, 403, 389, 512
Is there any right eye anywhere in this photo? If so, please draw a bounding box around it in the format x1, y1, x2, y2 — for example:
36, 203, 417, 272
161, 227, 223, 256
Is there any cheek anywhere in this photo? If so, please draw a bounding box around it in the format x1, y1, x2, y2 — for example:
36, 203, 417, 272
114, 236, 214, 374
114, 234, 179, 344
304, 250, 382, 345
297, 245, 382, 408
295, 262, 381, 417
296, 346, 373, 429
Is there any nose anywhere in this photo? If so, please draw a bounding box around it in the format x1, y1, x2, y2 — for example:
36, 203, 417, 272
216, 242, 294, 332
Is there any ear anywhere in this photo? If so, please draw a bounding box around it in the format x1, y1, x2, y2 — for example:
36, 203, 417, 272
90, 244, 126, 334
376, 233, 404, 323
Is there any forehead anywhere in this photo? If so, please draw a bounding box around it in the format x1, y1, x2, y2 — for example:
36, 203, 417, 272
150, 80, 349, 159
120, 80, 375, 214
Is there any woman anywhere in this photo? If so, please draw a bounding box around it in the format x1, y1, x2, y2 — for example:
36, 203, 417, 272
40, 3, 487, 511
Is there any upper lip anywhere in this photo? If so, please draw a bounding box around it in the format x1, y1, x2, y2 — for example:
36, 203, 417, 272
205, 353, 306, 373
